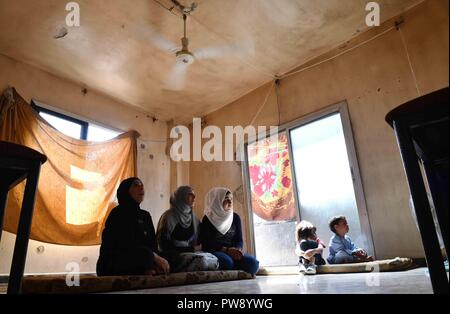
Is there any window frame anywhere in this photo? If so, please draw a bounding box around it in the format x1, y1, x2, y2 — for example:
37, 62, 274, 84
32, 101, 89, 140
31, 100, 123, 141
240, 101, 375, 259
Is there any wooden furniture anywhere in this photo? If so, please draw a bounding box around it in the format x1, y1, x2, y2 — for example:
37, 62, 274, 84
0, 141, 47, 294
386, 87, 449, 294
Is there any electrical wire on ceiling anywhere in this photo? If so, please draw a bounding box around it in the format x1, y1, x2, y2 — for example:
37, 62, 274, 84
152, 0, 196, 16
152, 0, 180, 17
241, 19, 409, 128
151, 1, 419, 109
398, 26, 421, 97
249, 81, 276, 126
279, 23, 399, 80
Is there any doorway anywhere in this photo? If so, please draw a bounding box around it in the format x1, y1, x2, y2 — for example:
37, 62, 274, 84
243, 102, 374, 267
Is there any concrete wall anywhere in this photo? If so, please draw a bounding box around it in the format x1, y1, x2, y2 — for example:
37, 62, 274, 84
0, 53, 171, 275
189, 0, 449, 259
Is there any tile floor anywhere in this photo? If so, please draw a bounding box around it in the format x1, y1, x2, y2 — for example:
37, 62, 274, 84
0, 268, 437, 294
111, 268, 434, 294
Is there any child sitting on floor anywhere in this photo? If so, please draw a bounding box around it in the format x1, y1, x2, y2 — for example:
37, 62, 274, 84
295, 220, 326, 275
327, 215, 374, 264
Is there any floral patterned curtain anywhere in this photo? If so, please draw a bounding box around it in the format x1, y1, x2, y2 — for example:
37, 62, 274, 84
247, 132, 297, 221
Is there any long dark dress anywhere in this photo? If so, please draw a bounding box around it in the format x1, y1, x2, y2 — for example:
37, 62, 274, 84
96, 177, 157, 276
96, 206, 157, 276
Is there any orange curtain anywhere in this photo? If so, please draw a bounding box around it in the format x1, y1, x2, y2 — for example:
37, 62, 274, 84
0, 87, 138, 245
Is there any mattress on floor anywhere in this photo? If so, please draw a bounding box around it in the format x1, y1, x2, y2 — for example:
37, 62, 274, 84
21, 270, 254, 294
258, 257, 416, 275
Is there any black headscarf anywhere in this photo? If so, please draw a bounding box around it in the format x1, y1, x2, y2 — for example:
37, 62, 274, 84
116, 177, 141, 211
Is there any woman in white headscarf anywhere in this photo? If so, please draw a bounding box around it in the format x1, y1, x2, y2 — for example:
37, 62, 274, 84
156, 186, 219, 273
200, 187, 259, 276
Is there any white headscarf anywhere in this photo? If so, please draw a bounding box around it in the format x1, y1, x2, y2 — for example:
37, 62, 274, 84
204, 187, 234, 235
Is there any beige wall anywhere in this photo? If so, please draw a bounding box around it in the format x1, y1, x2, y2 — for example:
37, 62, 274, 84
189, 0, 449, 259
0, 53, 171, 275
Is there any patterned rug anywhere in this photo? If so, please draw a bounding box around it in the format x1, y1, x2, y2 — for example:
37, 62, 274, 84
21, 270, 253, 294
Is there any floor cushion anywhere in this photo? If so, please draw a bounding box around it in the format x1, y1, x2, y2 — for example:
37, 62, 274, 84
257, 257, 416, 275
20, 270, 253, 294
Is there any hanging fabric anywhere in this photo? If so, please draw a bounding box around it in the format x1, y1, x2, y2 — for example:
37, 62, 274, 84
0, 87, 138, 245
247, 132, 296, 221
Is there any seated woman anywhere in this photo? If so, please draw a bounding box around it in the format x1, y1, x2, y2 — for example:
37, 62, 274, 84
96, 177, 170, 276
200, 187, 259, 276
156, 186, 219, 273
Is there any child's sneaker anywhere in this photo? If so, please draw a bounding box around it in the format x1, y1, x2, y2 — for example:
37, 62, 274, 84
305, 264, 317, 275
299, 263, 307, 274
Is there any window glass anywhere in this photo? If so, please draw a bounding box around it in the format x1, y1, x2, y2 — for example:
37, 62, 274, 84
39, 112, 82, 139
87, 123, 121, 142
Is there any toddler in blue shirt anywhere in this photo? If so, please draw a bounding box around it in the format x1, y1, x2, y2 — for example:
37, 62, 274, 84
327, 216, 374, 264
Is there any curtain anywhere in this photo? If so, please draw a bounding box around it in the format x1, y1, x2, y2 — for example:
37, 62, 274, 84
0, 87, 138, 245
247, 132, 296, 221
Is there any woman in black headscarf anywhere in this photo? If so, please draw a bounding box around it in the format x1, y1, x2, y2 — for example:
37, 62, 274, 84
156, 186, 219, 273
96, 177, 170, 276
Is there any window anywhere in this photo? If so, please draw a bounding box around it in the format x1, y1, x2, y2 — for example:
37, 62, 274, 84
32, 101, 122, 141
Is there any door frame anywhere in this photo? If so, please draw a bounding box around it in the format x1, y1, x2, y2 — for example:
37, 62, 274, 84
240, 100, 376, 259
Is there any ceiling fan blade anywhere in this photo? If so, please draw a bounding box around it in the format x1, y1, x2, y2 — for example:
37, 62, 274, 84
130, 23, 180, 54
193, 38, 255, 60
165, 62, 189, 90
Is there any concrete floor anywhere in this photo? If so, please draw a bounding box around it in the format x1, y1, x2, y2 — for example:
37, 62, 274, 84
110, 268, 433, 294
0, 268, 436, 294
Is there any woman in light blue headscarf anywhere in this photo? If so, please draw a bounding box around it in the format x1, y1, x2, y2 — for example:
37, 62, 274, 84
156, 186, 218, 273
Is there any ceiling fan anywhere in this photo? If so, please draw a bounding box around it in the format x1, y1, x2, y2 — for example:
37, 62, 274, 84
138, 1, 254, 90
